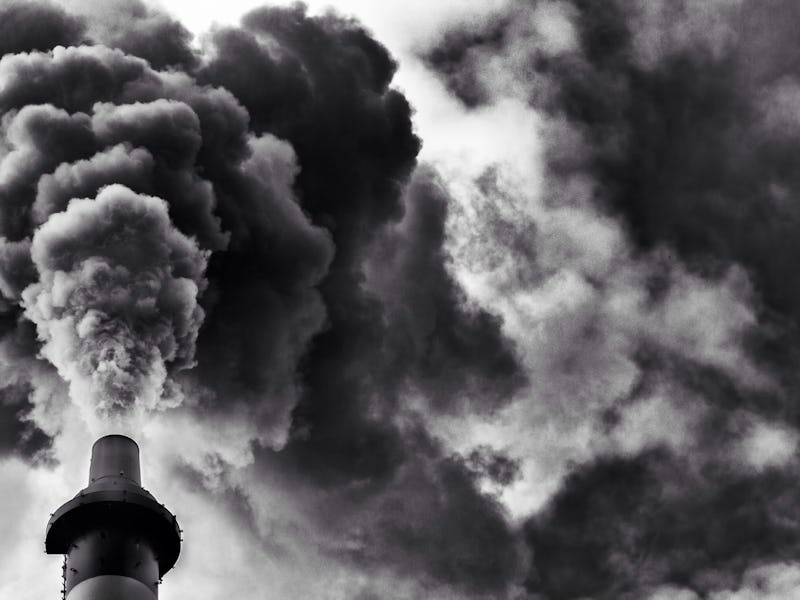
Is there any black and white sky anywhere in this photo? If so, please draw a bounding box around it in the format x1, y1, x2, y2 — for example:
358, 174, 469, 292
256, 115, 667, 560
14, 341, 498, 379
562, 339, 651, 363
3, 0, 800, 598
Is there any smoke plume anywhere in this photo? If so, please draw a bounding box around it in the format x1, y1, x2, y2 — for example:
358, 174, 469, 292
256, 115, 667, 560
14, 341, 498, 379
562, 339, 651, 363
0, 1, 531, 596
23, 184, 207, 419
10, 0, 800, 598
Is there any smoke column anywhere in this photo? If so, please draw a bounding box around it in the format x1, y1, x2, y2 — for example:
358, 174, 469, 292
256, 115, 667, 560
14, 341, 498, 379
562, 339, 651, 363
23, 184, 208, 423
0, 2, 529, 595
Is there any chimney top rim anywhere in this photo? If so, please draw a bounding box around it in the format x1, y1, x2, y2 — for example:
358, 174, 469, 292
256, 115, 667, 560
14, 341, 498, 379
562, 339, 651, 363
92, 434, 139, 450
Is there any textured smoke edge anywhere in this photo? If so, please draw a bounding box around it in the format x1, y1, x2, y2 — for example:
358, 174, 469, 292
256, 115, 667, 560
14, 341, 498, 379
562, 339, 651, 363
22, 184, 208, 423
0, 7, 336, 440
419, 0, 800, 598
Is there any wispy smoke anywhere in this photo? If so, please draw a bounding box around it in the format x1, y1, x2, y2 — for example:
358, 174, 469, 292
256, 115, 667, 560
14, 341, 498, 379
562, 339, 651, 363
422, 0, 800, 597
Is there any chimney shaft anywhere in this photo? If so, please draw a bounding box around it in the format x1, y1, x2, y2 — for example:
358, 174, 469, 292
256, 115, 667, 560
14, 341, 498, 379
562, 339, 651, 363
45, 435, 181, 599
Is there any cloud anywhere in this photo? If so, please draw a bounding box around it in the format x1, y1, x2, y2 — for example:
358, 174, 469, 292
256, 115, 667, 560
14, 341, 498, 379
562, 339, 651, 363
417, 0, 800, 596
524, 449, 800, 599
66, 0, 198, 70
365, 167, 526, 413
0, 2, 533, 597
23, 184, 208, 423
0, 0, 85, 56
8, 0, 800, 597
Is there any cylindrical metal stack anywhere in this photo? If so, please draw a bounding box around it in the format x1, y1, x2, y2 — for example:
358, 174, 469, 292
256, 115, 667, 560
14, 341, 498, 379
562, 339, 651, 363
45, 435, 181, 599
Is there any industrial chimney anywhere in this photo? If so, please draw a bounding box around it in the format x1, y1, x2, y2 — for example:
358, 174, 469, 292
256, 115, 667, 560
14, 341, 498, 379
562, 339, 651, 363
45, 435, 181, 599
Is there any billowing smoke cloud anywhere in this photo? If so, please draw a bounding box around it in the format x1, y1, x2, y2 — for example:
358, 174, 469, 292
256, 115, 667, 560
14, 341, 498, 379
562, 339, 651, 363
23, 184, 207, 419
0, 3, 339, 435
0, 1, 533, 598
0, 0, 85, 56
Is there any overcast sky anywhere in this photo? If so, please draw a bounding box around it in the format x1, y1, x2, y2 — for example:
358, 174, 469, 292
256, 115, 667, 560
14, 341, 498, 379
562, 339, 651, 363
3, 1, 800, 598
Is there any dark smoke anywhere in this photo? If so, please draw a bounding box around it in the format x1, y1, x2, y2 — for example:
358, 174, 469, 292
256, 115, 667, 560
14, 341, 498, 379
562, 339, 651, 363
525, 449, 800, 599
366, 168, 526, 413
0, 0, 85, 56
0, 0, 527, 595
12, 0, 800, 596
23, 184, 208, 418
422, 0, 800, 597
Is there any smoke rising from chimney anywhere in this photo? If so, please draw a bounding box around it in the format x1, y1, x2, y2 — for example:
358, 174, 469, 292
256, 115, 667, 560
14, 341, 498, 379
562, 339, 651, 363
1, 1, 542, 597
23, 184, 208, 421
